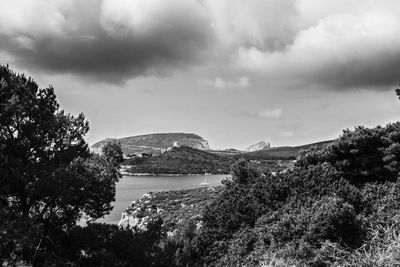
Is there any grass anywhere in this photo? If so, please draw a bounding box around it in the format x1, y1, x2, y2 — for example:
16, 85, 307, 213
257, 221, 400, 267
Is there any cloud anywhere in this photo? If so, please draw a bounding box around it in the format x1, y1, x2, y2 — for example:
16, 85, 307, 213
201, 0, 300, 51
2, 0, 399, 91
235, 2, 400, 90
238, 108, 283, 119
0, 0, 300, 84
202, 76, 249, 90
0, 0, 214, 83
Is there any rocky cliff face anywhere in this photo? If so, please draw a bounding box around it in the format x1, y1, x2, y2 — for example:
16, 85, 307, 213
91, 133, 210, 156
246, 141, 270, 152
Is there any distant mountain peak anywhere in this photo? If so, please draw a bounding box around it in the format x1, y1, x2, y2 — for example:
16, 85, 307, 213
246, 141, 270, 152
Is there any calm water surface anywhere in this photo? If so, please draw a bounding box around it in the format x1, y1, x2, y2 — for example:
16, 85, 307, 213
99, 174, 229, 224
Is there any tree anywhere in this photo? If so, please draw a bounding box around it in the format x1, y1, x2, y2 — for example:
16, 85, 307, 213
102, 141, 124, 169
395, 85, 400, 100
0, 65, 122, 264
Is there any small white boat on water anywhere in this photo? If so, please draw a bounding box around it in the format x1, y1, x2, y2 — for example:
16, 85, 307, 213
200, 172, 211, 187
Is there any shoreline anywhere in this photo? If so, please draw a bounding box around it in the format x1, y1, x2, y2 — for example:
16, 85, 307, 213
122, 172, 231, 177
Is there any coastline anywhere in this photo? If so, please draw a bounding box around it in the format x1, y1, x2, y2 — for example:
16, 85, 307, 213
122, 172, 231, 177
99, 173, 229, 224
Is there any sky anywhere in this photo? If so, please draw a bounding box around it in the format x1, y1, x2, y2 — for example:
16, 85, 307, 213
1, 0, 400, 149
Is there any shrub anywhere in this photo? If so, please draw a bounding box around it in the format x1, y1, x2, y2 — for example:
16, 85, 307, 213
297, 123, 400, 184
57, 219, 164, 267
305, 196, 365, 248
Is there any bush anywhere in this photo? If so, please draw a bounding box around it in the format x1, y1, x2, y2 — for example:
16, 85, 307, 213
202, 160, 290, 241
297, 123, 400, 184
305, 196, 365, 248
57, 219, 164, 267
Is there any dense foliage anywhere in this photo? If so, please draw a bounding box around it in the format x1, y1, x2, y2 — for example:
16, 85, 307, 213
125, 146, 292, 175
121, 187, 223, 231
58, 220, 164, 266
127, 146, 234, 174
148, 123, 400, 266
296, 123, 400, 184
192, 123, 400, 266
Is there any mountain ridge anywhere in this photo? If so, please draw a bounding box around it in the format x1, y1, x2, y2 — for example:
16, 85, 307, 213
91, 132, 210, 156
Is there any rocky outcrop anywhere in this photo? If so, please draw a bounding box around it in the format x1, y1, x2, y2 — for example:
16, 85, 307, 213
246, 141, 270, 152
91, 133, 210, 156
118, 187, 222, 233
118, 193, 157, 232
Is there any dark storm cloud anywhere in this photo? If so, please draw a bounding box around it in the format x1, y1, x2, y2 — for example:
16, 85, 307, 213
0, 0, 214, 83
5, 0, 399, 91
235, 7, 400, 91
0, 24, 213, 83
304, 53, 400, 89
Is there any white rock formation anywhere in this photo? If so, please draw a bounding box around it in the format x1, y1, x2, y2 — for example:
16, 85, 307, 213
246, 141, 270, 152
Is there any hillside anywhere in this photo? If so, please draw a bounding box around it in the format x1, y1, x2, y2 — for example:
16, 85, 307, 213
124, 140, 334, 174
119, 187, 224, 232
126, 146, 234, 174
91, 133, 210, 156
232, 140, 333, 160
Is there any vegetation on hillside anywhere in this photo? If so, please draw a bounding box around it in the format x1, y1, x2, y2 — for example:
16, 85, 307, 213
126, 146, 235, 174
125, 146, 293, 174
92, 133, 209, 156
120, 187, 224, 233
182, 122, 400, 266
122, 122, 400, 266
232, 140, 333, 160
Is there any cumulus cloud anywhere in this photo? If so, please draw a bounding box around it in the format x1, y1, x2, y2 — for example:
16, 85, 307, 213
1, 0, 399, 90
235, 2, 400, 89
0, 0, 214, 83
201, 0, 299, 51
0, 0, 300, 83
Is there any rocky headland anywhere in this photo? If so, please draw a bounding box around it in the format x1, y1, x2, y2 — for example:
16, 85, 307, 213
118, 187, 223, 234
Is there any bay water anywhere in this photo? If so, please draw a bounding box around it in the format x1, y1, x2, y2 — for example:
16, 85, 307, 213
99, 174, 229, 224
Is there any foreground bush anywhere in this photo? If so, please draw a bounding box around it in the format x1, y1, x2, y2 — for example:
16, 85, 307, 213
296, 123, 400, 184
185, 123, 400, 266
57, 220, 164, 267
